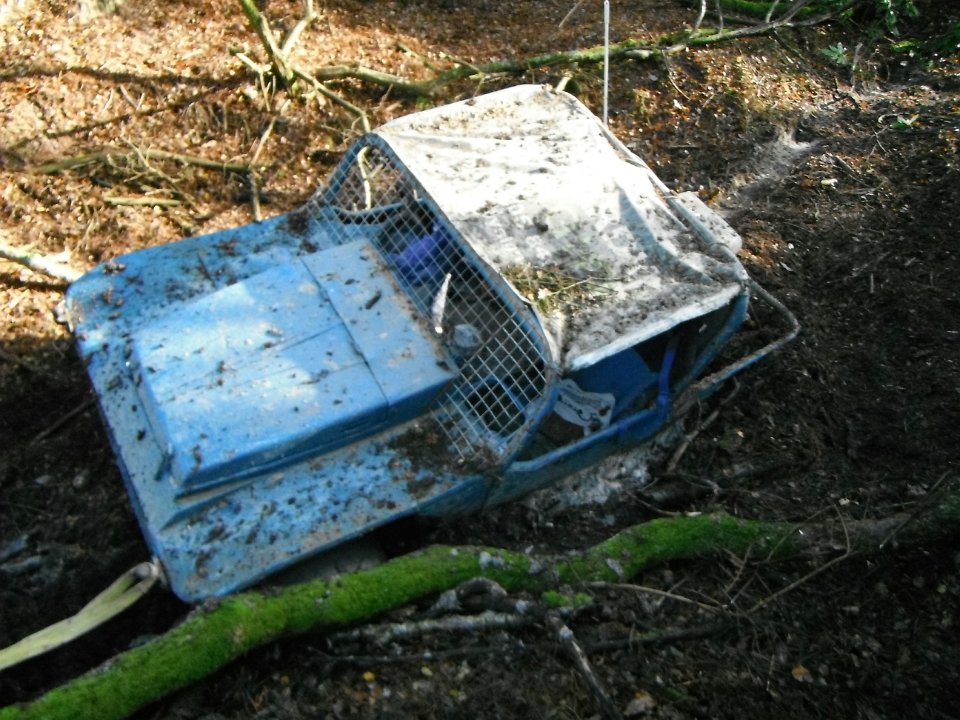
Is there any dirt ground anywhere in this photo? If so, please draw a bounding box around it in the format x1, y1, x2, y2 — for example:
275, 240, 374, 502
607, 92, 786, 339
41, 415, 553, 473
1, 0, 959, 718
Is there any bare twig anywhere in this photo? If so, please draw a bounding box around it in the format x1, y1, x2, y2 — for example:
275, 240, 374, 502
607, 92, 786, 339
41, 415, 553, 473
330, 610, 532, 647
232, 49, 270, 75
548, 614, 623, 720
559, 0, 587, 29
246, 99, 289, 221
311, 63, 437, 98
36, 148, 250, 176
778, 0, 815, 23
31, 398, 96, 444
694, 0, 708, 31
237, 0, 294, 87
592, 581, 723, 613
875, 471, 955, 550
664, 380, 739, 473
121, 138, 181, 188
644, 455, 785, 507
291, 68, 371, 133
280, 0, 317, 57
102, 196, 182, 207
319, 620, 726, 671
765, 0, 782, 23
0, 347, 44, 374
721, 545, 755, 602
0, 234, 82, 283
679, 0, 854, 50
748, 507, 853, 613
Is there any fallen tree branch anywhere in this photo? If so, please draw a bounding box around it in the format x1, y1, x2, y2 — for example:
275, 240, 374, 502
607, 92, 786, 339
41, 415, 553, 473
30, 398, 96, 444
280, 0, 317, 58
548, 614, 623, 720
306, 5, 850, 98
3, 495, 958, 720
311, 63, 438, 97
0, 348, 44, 374
0, 234, 82, 283
226, 2, 849, 110
35, 148, 251, 176
237, 0, 295, 88
331, 609, 531, 647
714, 0, 844, 20
319, 619, 726, 671
310, 40, 661, 98
102, 196, 182, 208
304, 3, 852, 99
291, 67, 371, 133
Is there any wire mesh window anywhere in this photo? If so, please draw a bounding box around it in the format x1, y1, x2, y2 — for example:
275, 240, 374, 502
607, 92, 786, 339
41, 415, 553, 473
305, 141, 551, 465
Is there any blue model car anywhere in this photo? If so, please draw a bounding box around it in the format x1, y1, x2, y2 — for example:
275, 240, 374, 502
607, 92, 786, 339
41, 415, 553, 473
65, 85, 795, 601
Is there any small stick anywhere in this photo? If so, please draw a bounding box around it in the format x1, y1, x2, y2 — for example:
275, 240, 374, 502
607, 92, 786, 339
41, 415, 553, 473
748, 507, 852, 613
330, 610, 531, 647
37, 149, 251, 175
247, 103, 286, 222
0, 347, 43, 374
249, 174, 263, 222
0, 236, 81, 283
292, 67, 371, 133
558, 0, 586, 29
694, 0, 707, 31
396, 41, 443, 73
31, 398, 96, 444
103, 196, 182, 207
280, 0, 317, 57
232, 49, 271, 75
592, 581, 722, 613
548, 614, 623, 720
765, 0, 782, 23
665, 379, 740, 473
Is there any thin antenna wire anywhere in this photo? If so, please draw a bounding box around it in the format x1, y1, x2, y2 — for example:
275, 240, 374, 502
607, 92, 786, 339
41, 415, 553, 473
603, 0, 610, 126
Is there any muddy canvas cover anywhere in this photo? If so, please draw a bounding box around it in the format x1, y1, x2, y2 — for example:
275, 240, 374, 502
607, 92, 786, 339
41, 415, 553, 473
375, 84, 747, 371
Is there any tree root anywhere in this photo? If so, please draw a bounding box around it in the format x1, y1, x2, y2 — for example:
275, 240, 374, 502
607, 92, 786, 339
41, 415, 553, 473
3, 493, 959, 720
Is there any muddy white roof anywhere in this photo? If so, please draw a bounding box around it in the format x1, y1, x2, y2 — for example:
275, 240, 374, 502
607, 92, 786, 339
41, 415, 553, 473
376, 84, 747, 370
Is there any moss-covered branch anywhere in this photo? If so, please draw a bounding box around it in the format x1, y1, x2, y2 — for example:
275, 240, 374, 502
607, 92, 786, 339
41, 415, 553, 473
4, 497, 959, 720
308, 40, 659, 98
308, 2, 848, 99
230, 1, 850, 102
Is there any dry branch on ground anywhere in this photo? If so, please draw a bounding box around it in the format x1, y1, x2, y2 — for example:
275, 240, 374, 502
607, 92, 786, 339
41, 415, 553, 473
0, 233, 81, 284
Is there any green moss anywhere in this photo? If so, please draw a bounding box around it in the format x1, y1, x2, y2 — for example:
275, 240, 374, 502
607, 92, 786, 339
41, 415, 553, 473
541, 590, 594, 610
7, 502, 960, 720
716, 0, 830, 17
558, 513, 801, 585
0, 546, 541, 720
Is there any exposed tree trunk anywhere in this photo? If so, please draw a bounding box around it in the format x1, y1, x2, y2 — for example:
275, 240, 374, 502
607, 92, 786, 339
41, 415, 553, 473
3, 495, 958, 720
